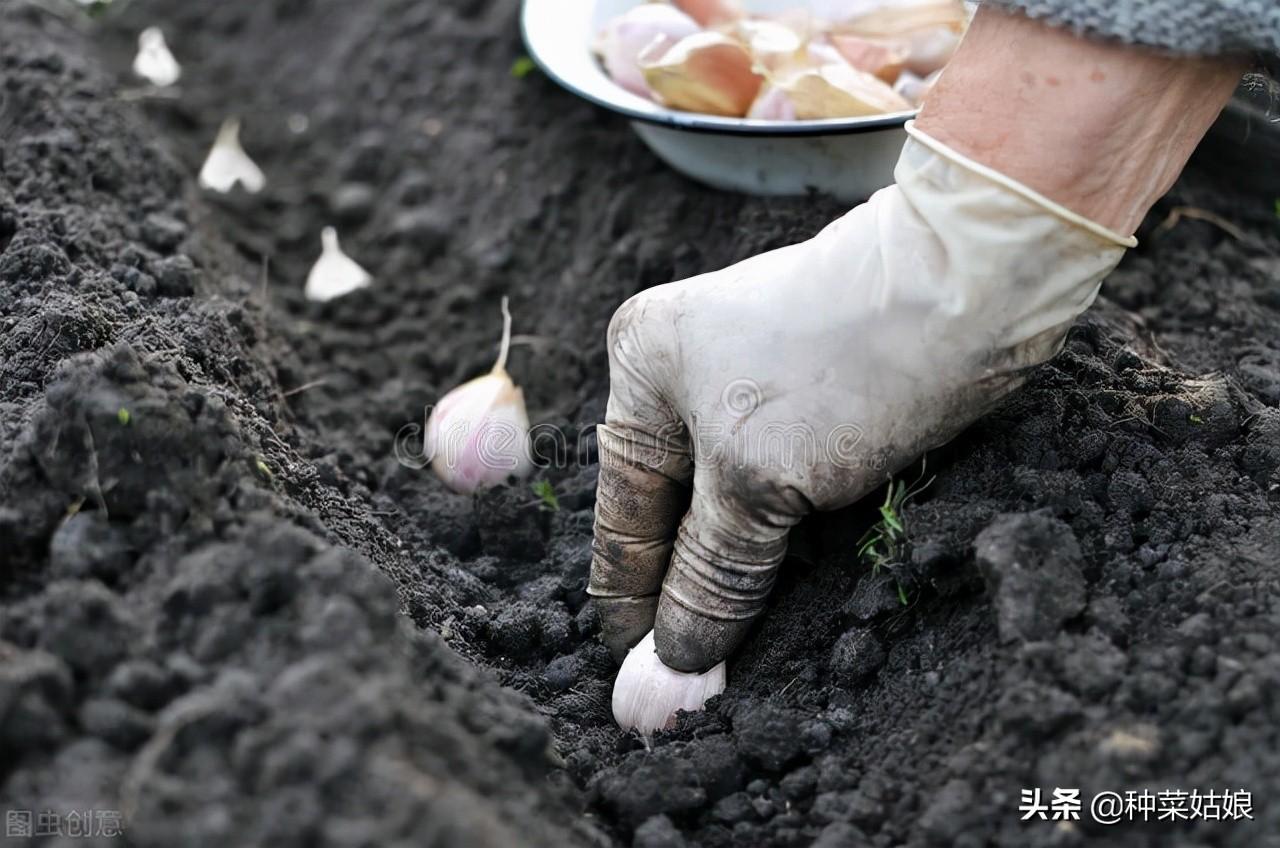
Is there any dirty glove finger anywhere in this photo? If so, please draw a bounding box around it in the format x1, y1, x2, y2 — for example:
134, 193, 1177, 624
589, 294, 693, 663
653, 474, 799, 672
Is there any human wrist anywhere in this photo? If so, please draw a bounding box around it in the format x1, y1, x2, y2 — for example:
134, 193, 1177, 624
915, 6, 1245, 235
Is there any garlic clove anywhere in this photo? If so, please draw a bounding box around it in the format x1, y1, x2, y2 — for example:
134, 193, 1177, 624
133, 27, 181, 88
672, 0, 743, 28
828, 33, 908, 84
835, 0, 967, 76
305, 227, 371, 302
746, 82, 796, 121
640, 32, 763, 118
612, 630, 727, 737
198, 118, 266, 194
424, 298, 534, 495
595, 4, 701, 99
770, 62, 912, 119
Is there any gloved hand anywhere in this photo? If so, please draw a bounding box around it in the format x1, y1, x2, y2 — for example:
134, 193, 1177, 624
588, 120, 1135, 672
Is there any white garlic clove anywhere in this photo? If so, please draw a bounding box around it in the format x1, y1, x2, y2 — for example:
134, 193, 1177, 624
768, 62, 912, 119
198, 118, 266, 194
133, 27, 181, 88
612, 630, 727, 737
595, 4, 701, 99
424, 298, 534, 495
640, 31, 763, 118
305, 227, 371, 303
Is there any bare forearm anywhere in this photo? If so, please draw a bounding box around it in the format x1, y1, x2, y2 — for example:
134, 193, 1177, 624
916, 6, 1246, 235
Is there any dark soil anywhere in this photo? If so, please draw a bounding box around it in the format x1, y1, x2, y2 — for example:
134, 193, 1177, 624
1, 1, 1278, 846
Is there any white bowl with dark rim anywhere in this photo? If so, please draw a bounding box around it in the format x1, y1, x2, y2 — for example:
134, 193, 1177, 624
521, 0, 917, 202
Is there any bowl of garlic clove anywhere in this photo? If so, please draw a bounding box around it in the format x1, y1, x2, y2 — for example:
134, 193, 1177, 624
521, 0, 970, 202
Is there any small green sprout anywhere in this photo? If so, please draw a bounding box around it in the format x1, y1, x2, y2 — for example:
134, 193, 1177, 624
857, 459, 934, 605
1273, 198, 1280, 219
117, 407, 131, 426
1189, 414, 1204, 425
510, 56, 537, 79
254, 456, 273, 480
532, 479, 560, 512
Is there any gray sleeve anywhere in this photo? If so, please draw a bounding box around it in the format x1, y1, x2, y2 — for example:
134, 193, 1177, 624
982, 0, 1280, 55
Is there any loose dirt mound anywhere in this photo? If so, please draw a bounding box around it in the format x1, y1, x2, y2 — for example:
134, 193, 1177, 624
2, 1, 1277, 846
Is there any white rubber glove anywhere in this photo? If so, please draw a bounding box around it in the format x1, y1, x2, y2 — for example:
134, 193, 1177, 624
589, 121, 1136, 672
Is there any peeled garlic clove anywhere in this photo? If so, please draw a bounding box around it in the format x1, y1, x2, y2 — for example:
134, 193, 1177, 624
612, 630, 726, 736
672, 0, 743, 27
772, 62, 912, 119
425, 298, 533, 495
305, 227, 371, 302
828, 33, 908, 84
133, 27, 181, 87
198, 118, 266, 194
595, 4, 700, 99
641, 32, 763, 118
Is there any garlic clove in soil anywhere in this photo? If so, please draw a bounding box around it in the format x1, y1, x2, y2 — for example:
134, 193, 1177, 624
132, 27, 181, 88
305, 227, 371, 302
424, 297, 534, 495
640, 31, 763, 118
198, 118, 266, 194
613, 630, 727, 736
596, 4, 701, 99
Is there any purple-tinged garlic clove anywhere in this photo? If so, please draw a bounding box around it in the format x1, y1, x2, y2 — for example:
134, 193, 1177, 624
425, 298, 533, 494
640, 31, 764, 117
595, 4, 701, 99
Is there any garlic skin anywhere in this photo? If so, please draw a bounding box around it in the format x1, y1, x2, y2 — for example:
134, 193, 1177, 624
425, 298, 534, 495
828, 33, 907, 83
640, 31, 763, 118
133, 27, 181, 88
596, 4, 700, 99
198, 118, 266, 194
612, 630, 727, 736
305, 227, 371, 302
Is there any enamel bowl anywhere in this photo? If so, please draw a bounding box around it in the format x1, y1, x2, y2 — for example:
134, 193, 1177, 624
521, 0, 917, 202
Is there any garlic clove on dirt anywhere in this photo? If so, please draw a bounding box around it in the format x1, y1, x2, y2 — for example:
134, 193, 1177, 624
595, 4, 701, 99
305, 227, 371, 302
612, 630, 727, 736
198, 118, 266, 194
767, 62, 912, 119
424, 297, 534, 495
640, 31, 763, 118
132, 27, 181, 88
